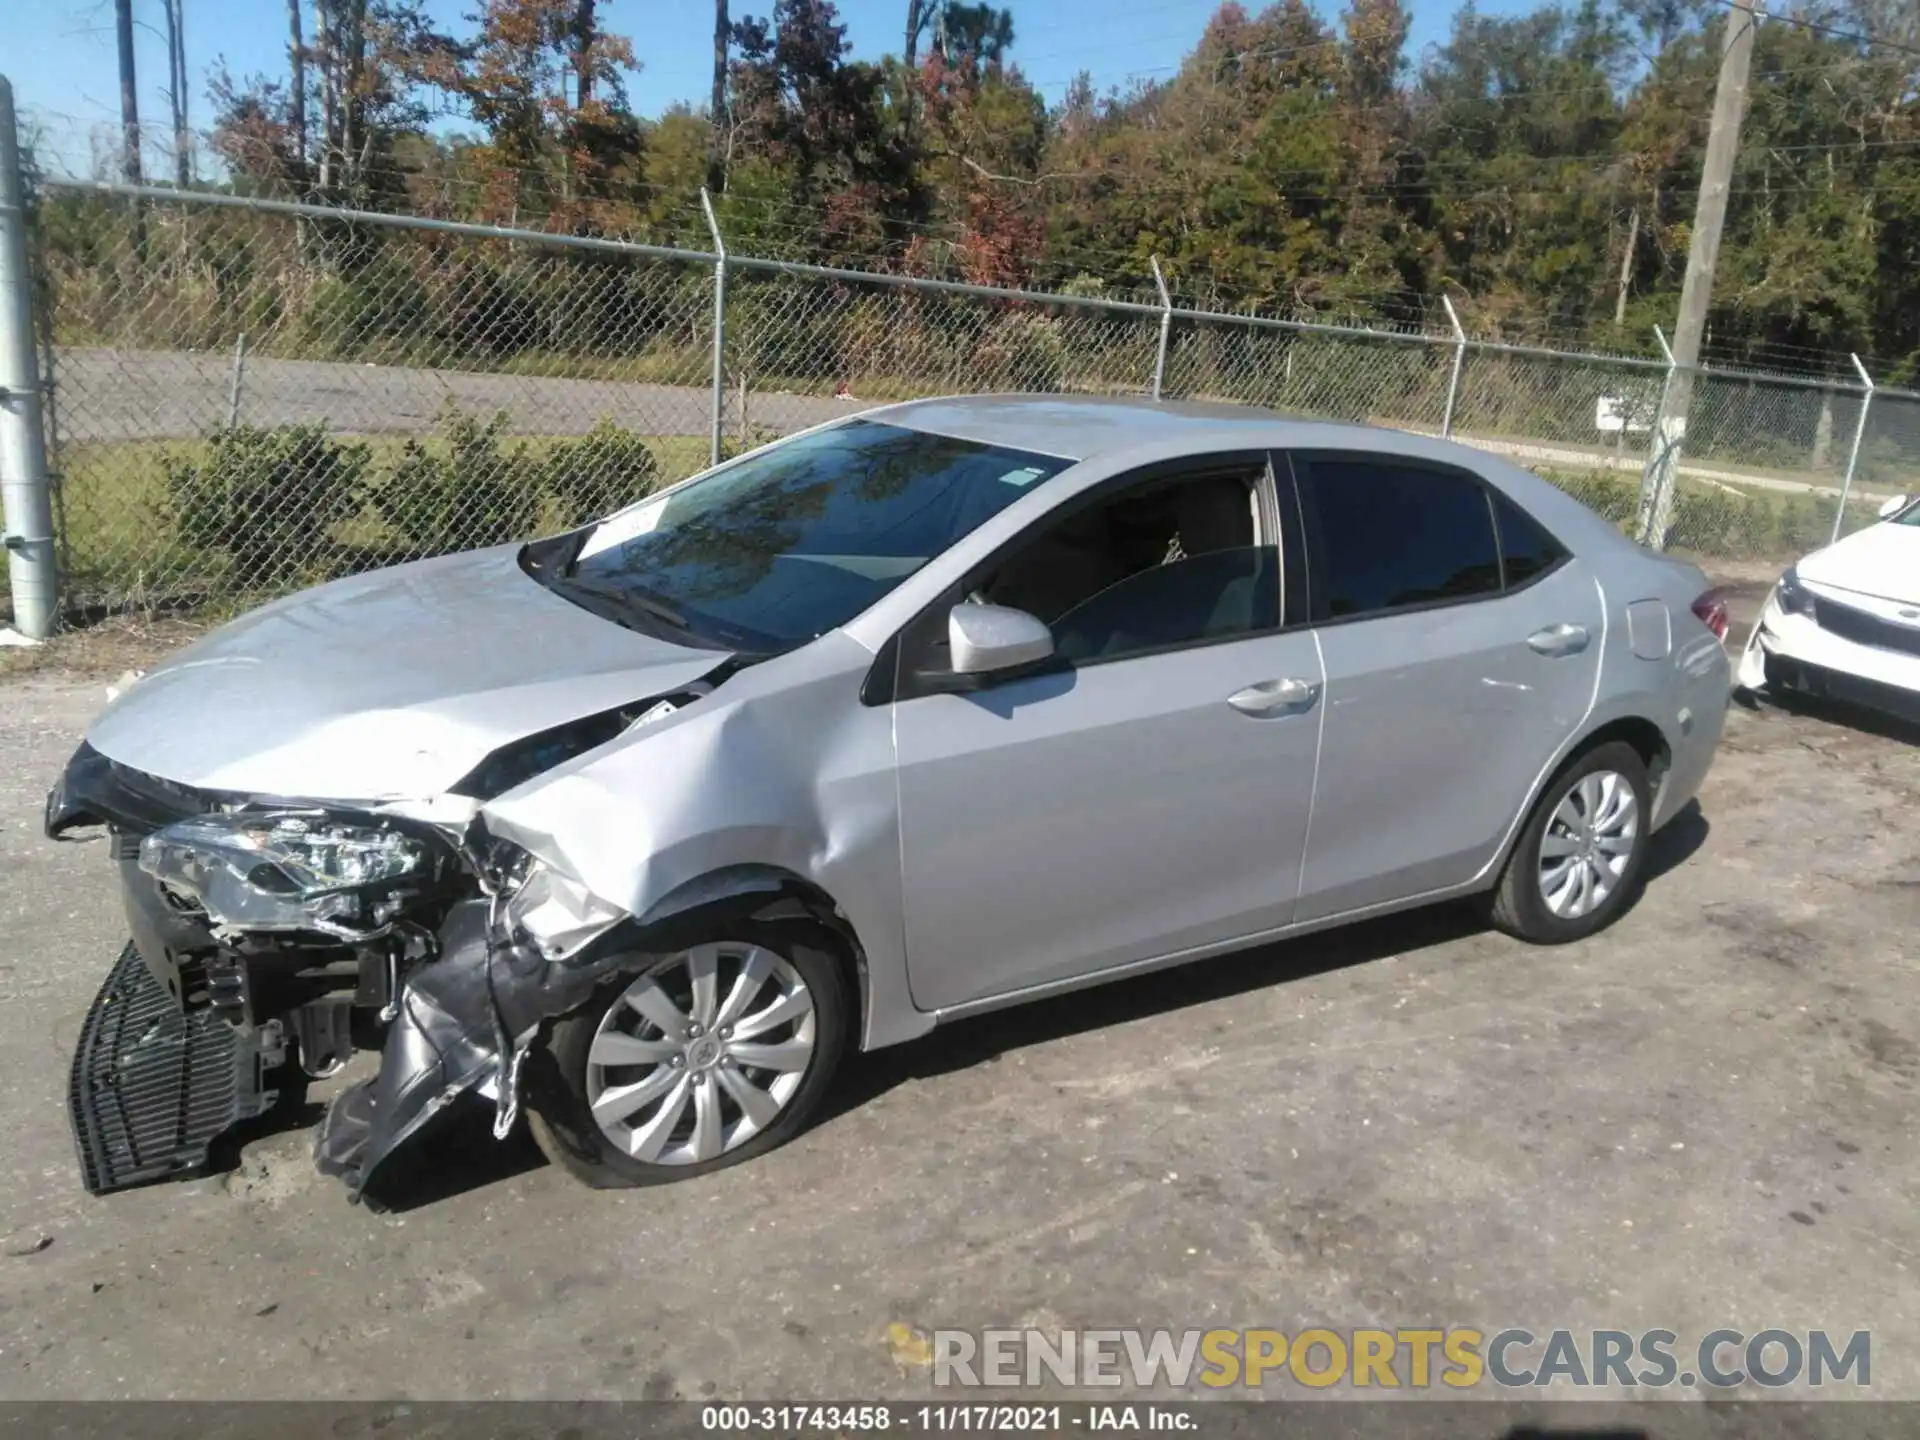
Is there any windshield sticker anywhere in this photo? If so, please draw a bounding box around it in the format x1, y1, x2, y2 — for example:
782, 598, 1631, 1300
577, 494, 667, 560
998, 467, 1050, 488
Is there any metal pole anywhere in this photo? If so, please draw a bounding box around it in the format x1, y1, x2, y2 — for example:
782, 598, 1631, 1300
1833, 352, 1874, 544
1440, 295, 1467, 438
0, 78, 57, 640
699, 187, 727, 469
1636, 324, 1679, 545
225, 332, 249, 429
1149, 256, 1172, 401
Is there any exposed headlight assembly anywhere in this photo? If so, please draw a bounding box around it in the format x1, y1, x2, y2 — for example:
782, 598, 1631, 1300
139, 811, 431, 938
1775, 565, 1817, 617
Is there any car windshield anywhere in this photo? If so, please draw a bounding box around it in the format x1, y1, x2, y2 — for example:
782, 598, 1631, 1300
534, 420, 1071, 652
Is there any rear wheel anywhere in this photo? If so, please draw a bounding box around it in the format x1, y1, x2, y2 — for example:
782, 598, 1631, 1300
525, 916, 850, 1188
1488, 740, 1651, 944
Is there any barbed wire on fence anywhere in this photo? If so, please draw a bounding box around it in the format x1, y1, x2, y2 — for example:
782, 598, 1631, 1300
18, 170, 1920, 619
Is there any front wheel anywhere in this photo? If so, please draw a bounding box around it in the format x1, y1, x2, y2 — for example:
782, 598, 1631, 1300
1488, 740, 1652, 944
525, 917, 851, 1188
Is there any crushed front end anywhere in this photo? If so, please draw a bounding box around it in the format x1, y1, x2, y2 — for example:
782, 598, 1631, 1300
45, 737, 638, 1206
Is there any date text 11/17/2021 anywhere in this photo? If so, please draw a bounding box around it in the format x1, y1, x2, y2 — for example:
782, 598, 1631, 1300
699, 1405, 1196, 1431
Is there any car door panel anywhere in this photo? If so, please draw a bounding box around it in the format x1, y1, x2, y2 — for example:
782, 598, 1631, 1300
894, 629, 1325, 1011
1286, 451, 1604, 923
1296, 561, 1603, 920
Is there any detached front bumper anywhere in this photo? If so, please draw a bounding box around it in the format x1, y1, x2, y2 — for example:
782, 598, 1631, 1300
1738, 594, 1920, 722
69, 944, 284, 1195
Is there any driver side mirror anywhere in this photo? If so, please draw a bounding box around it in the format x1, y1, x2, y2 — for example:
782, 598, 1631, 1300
1878, 493, 1910, 519
949, 603, 1054, 676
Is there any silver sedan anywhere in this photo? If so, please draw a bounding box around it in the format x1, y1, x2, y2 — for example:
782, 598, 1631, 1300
46, 397, 1732, 1200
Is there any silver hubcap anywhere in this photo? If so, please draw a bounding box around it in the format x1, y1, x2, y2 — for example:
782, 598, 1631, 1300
1537, 769, 1639, 920
586, 943, 816, 1164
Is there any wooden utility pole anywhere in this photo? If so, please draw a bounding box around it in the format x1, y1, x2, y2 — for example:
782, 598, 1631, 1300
288, 0, 307, 181
1643, 0, 1757, 543
707, 0, 729, 193
114, 0, 143, 185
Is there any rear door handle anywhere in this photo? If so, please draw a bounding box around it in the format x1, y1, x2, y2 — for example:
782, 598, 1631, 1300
1227, 677, 1320, 716
1527, 622, 1591, 657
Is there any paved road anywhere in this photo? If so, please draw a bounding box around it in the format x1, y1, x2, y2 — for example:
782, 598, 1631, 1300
53, 347, 851, 444
53, 347, 1895, 507
2, 622, 1917, 1400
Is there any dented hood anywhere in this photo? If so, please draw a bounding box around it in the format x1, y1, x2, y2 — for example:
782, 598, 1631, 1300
85, 545, 727, 800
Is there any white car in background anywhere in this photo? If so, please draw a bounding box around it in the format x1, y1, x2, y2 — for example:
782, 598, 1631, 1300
1737, 493, 1920, 719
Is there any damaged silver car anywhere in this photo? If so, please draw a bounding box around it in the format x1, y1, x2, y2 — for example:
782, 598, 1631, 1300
46, 396, 1732, 1203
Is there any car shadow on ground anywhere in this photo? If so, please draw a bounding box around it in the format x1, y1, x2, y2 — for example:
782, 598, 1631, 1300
828, 800, 1710, 1119
339, 801, 1710, 1209
1736, 685, 1920, 745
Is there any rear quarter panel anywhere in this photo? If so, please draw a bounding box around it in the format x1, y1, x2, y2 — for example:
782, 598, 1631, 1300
1590, 549, 1731, 829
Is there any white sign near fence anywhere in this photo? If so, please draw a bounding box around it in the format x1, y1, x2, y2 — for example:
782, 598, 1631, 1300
1595, 396, 1653, 435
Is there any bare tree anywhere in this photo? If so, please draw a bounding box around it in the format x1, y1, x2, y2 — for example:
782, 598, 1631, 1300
314, 0, 370, 198
160, 0, 191, 184
1613, 207, 1639, 327
901, 0, 923, 139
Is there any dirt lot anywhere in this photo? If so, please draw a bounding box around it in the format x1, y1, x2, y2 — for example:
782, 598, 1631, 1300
0, 596, 1915, 1403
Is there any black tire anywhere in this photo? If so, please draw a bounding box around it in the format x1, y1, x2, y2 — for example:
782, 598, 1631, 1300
1488, 739, 1652, 944
525, 914, 851, 1188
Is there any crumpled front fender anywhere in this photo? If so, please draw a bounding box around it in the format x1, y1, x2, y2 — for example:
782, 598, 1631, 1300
314, 899, 508, 1204
313, 876, 841, 1204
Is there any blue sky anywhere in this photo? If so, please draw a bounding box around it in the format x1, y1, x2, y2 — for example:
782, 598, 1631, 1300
12, 0, 1513, 149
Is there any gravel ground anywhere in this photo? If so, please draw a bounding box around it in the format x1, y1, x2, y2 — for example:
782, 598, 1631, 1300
0, 591, 1915, 1403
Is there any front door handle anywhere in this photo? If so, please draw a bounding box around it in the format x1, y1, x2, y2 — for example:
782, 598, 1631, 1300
1527, 622, 1591, 657
1227, 677, 1320, 716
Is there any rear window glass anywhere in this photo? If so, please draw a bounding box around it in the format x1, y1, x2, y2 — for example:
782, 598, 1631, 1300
1299, 457, 1502, 619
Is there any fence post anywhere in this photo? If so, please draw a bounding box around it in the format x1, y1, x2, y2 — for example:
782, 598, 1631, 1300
0, 77, 56, 640
1440, 296, 1467, 438
1832, 353, 1875, 544
1149, 256, 1172, 400
699, 187, 727, 469
1636, 324, 1680, 548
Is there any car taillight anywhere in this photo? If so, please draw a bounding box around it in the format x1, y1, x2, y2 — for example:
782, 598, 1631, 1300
1691, 588, 1730, 642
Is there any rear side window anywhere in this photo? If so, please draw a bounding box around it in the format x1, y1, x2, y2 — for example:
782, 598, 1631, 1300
1493, 490, 1569, 588
1296, 456, 1502, 620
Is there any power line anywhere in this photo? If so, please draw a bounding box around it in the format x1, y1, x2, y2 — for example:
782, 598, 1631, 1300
1718, 0, 1920, 60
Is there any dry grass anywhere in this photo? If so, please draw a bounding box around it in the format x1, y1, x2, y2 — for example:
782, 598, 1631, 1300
0, 614, 206, 683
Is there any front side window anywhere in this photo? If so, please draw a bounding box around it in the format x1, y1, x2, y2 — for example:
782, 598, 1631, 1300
531, 420, 1072, 652
910, 465, 1277, 671
1296, 455, 1502, 620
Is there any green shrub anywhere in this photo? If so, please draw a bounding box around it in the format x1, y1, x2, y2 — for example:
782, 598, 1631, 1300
541, 420, 663, 525
376, 401, 542, 556
299, 253, 429, 358
1539, 469, 1639, 526
1667, 487, 1747, 554
165, 425, 370, 590
719, 424, 783, 461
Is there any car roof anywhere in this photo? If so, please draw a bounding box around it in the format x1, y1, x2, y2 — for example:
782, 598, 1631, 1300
845, 392, 1643, 587
866, 393, 1371, 463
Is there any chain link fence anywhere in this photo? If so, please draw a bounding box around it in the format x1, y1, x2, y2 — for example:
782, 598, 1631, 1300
14, 172, 1920, 622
